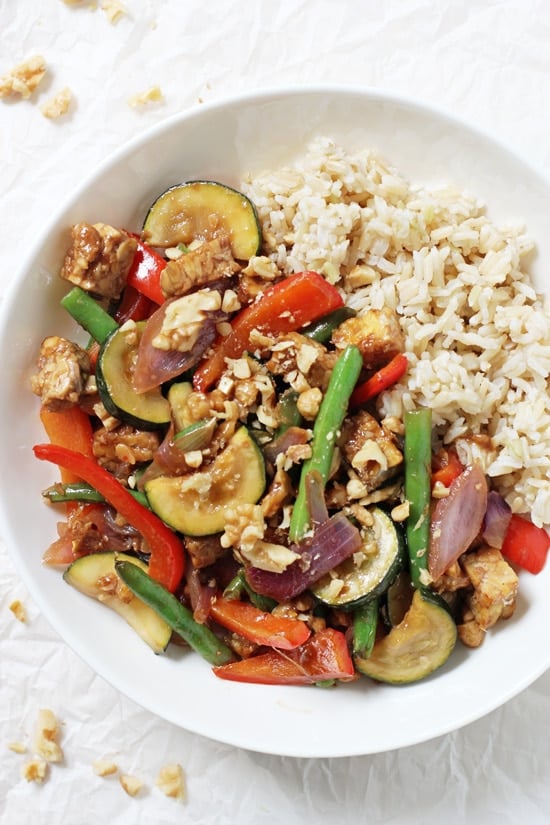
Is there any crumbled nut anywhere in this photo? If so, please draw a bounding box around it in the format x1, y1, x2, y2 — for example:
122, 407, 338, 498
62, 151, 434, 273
9, 600, 27, 623
153, 289, 222, 352
7, 741, 27, 754
128, 85, 164, 108
296, 387, 322, 421
101, 0, 127, 22
155, 763, 186, 801
119, 774, 144, 797
93, 757, 119, 777
41, 87, 72, 119
0, 55, 47, 100
34, 709, 63, 764
21, 758, 48, 783
390, 501, 410, 522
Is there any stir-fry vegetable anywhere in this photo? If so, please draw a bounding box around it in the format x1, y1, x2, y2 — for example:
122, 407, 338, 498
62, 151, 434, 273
501, 514, 550, 574
404, 408, 432, 589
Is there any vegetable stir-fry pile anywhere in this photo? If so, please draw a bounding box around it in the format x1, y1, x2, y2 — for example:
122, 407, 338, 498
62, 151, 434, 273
31, 180, 550, 687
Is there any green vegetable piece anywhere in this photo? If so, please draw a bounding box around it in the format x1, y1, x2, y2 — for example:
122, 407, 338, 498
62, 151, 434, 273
404, 408, 433, 588
302, 306, 357, 343
274, 389, 303, 437
289, 345, 363, 542
352, 598, 379, 660
42, 481, 149, 508
61, 286, 118, 344
115, 560, 235, 666
223, 569, 278, 612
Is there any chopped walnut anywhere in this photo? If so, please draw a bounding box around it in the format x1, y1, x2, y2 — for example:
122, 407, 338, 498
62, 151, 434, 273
7, 741, 27, 754
153, 289, 222, 352
101, 0, 127, 23
41, 87, 72, 119
93, 757, 119, 777
296, 387, 322, 421
221, 502, 298, 572
31, 335, 91, 411
128, 85, 164, 107
155, 763, 186, 801
34, 709, 63, 764
161, 236, 240, 298
60, 222, 138, 300
0, 55, 47, 99
341, 410, 403, 491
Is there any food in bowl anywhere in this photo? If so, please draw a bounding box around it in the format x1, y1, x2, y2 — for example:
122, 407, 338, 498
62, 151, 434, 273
30, 137, 550, 688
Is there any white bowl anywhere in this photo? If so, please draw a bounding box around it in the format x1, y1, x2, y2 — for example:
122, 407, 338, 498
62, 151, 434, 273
1, 86, 549, 758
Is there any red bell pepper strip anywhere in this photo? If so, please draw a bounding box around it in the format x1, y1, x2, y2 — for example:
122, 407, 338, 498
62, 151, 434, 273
349, 353, 408, 410
501, 513, 550, 574
39, 407, 94, 485
212, 627, 356, 685
431, 447, 464, 489
193, 271, 344, 392
32, 444, 185, 592
126, 236, 166, 305
115, 283, 155, 324
209, 596, 311, 650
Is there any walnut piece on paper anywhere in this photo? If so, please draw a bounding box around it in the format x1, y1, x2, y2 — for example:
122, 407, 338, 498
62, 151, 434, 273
41, 87, 73, 119
0, 55, 47, 100
7, 741, 27, 754
34, 709, 64, 764
9, 599, 27, 623
128, 86, 164, 108
155, 763, 186, 801
101, 0, 127, 23
93, 757, 119, 777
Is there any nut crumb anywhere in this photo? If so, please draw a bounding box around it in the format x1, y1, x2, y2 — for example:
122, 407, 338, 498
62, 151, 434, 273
93, 757, 119, 777
119, 774, 144, 797
34, 709, 63, 764
41, 87, 72, 119
0, 55, 47, 100
155, 763, 186, 801
128, 86, 164, 108
21, 758, 48, 783
7, 741, 27, 754
9, 599, 27, 623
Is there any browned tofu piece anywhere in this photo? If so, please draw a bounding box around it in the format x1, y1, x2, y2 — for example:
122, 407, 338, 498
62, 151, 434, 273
161, 235, 240, 298
331, 307, 404, 370
341, 410, 403, 491
30, 335, 91, 411
461, 546, 518, 630
60, 222, 137, 299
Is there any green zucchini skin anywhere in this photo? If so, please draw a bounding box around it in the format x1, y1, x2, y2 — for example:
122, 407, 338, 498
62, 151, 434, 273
311, 508, 405, 610
63, 552, 172, 654
95, 321, 171, 430
354, 588, 457, 684
145, 426, 266, 536
142, 180, 262, 260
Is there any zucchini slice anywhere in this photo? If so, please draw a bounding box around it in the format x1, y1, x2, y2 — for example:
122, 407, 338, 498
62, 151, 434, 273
144, 426, 265, 536
311, 508, 404, 610
96, 321, 171, 430
354, 588, 457, 684
167, 381, 194, 431
63, 552, 172, 653
142, 180, 262, 260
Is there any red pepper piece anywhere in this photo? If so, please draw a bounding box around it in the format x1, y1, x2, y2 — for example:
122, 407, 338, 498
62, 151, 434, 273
126, 237, 166, 305
349, 353, 408, 409
32, 444, 185, 592
39, 407, 94, 485
501, 513, 550, 574
192, 271, 344, 392
209, 596, 311, 650
212, 627, 356, 685
431, 447, 464, 489
115, 283, 155, 324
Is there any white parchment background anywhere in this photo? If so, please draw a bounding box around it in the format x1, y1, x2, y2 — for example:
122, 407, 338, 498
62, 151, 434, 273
1, 1, 550, 822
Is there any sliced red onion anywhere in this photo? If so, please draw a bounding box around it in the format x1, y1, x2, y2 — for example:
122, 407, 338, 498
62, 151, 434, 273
263, 426, 310, 466
137, 423, 188, 487
481, 490, 512, 549
132, 297, 227, 393
429, 462, 488, 580
245, 512, 362, 602
187, 567, 217, 624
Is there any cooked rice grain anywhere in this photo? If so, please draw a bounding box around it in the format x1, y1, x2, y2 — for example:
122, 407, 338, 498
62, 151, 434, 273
243, 138, 550, 526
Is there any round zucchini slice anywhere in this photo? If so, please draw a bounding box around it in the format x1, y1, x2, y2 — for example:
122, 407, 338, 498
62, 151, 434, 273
142, 180, 262, 260
63, 552, 172, 654
96, 321, 171, 430
144, 426, 265, 536
311, 507, 405, 610
354, 588, 457, 684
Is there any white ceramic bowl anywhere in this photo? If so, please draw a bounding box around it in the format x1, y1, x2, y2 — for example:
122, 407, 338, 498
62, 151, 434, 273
1, 86, 549, 758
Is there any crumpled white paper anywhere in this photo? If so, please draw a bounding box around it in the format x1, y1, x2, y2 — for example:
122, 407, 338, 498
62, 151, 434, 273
2, 1, 550, 822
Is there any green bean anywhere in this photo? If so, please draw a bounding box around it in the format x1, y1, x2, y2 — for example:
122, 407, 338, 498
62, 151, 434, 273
404, 408, 433, 588
61, 286, 118, 344
302, 306, 357, 343
115, 561, 235, 666
289, 345, 363, 542
223, 569, 278, 612
42, 481, 150, 509
352, 598, 379, 659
